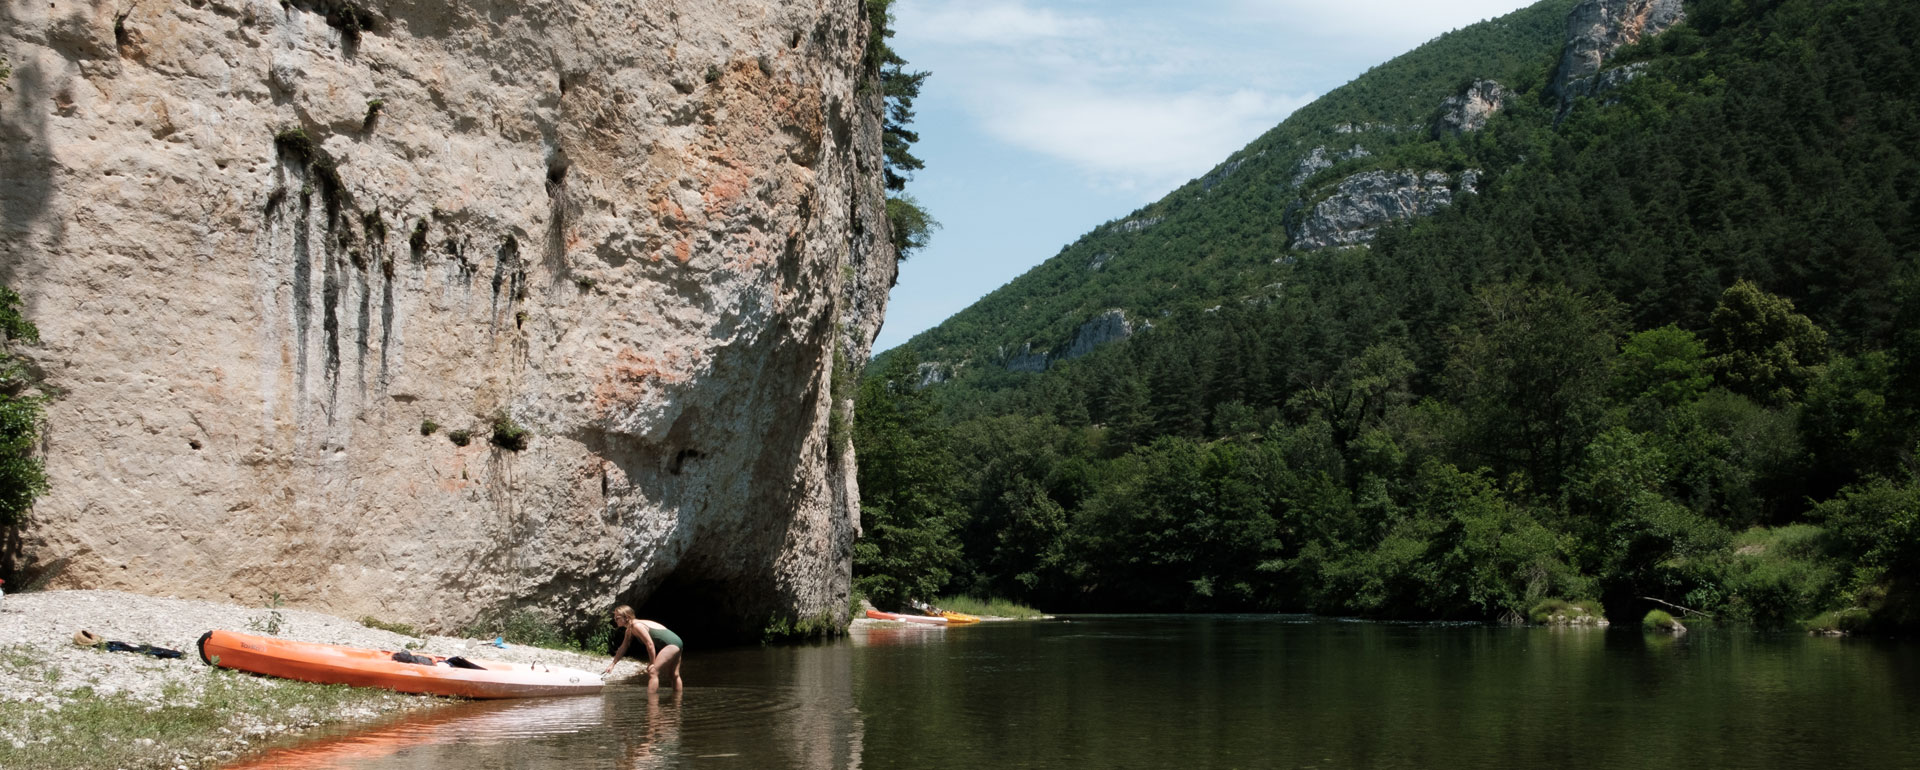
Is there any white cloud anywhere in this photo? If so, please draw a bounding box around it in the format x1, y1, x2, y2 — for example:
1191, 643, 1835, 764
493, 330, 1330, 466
981, 86, 1315, 189
896, 0, 1321, 190
1227, 0, 1537, 45
896, 1, 1102, 45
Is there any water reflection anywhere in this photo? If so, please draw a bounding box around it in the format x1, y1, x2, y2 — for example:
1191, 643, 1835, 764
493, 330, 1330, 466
228, 695, 612, 769
226, 618, 1920, 769
225, 643, 861, 769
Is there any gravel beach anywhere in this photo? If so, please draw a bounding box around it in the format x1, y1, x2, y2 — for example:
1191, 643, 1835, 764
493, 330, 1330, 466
0, 590, 634, 768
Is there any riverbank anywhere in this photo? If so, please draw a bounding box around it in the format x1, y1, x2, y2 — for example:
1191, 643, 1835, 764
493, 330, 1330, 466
0, 590, 632, 769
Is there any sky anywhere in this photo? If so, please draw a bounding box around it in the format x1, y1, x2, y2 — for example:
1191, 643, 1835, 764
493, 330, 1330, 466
871, 0, 1540, 353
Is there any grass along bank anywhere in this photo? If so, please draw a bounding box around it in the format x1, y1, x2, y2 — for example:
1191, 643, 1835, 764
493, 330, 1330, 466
0, 590, 629, 769
933, 595, 1046, 619
0, 654, 440, 770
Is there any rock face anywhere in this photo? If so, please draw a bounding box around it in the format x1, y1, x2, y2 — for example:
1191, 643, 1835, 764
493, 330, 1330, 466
1289, 170, 1474, 250
1551, 0, 1685, 104
1289, 145, 1371, 189
1433, 80, 1510, 138
1002, 343, 1050, 374
1061, 309, 1132, 361
0, 0, 893, 640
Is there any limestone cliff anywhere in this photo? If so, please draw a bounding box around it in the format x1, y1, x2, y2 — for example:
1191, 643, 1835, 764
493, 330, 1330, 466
1288, 170, 1478, 251
0, 0, 894, 639
1551, 0, 1685, 106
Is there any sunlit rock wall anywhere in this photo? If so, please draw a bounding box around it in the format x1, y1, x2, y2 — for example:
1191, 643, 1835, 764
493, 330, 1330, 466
0, 0, 894, 637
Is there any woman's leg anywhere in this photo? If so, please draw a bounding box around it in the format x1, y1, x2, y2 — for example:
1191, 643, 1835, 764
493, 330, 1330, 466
654, 645, 683, 692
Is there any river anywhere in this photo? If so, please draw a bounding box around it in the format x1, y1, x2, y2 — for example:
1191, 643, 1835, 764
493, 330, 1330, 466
225, 615, 1920, 769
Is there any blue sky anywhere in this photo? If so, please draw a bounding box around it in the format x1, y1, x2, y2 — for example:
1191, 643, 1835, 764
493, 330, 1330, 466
872, 0, 1539, 353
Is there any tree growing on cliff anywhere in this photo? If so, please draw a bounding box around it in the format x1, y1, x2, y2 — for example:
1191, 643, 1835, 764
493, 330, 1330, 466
865, 0, 938, 260
0, 286, 46, 525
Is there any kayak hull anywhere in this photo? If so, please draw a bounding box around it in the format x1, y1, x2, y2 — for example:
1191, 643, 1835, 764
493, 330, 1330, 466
199, 630, 604, 699
865, 610, 949, 625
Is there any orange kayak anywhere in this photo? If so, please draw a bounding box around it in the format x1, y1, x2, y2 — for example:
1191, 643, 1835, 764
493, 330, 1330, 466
198, 630, 604, 699
865, 609, 949, 625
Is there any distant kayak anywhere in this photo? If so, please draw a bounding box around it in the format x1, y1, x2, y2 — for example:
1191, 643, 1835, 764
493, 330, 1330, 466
938, 611, 982, 625
865, 610, 949, 625
198, 629, 603, 699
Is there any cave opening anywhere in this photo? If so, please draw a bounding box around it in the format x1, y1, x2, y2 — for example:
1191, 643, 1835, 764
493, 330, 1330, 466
628, 570, 763, 650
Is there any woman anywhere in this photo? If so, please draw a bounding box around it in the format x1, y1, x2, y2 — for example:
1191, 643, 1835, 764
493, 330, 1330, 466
605, 605, 684, 692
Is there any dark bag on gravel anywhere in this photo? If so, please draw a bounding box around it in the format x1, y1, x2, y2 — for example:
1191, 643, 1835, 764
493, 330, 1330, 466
104, 641, 184, 659
391, 650, 437, 665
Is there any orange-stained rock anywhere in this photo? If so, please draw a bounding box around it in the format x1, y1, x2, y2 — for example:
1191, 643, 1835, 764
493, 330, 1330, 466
2, 0, 896, 640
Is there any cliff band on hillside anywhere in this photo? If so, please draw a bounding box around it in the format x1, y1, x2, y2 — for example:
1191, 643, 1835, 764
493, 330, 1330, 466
0, 0, 896, 638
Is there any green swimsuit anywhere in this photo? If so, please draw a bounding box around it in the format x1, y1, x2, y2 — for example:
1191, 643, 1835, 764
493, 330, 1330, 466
646, 624, 684, 651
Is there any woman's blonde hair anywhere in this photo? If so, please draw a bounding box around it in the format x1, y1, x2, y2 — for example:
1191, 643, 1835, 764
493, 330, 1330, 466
612, 605, 634, 623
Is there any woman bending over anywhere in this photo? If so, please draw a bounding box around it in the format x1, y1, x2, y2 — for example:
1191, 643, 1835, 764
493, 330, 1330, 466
606, 605, 684, 692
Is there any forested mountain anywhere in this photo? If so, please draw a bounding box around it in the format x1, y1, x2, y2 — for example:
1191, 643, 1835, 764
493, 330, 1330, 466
855, 0, 1920, 633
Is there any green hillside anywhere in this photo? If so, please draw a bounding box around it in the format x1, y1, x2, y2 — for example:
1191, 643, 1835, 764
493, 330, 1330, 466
900, 0, 1579, 374
857, 0, 1920, 632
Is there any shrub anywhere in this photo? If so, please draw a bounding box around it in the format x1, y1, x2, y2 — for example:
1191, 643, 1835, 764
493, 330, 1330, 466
934, 595, 1044, 619
761, 612, 843, 644
490, 414, 529, 451
1643, 609, 1682, 630
1804, 607, 1870, 635
359, 616, 421, 637
447, 429, 472, 447
419, 419, 439, 436
460, 610, 582, 652
1529, 598, 1607, 625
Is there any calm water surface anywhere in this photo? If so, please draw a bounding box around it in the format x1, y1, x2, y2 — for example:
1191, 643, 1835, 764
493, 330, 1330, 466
226, 615, 1920, 769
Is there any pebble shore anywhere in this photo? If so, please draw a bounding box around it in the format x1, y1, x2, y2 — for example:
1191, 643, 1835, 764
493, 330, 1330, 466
0, 589, 633, 768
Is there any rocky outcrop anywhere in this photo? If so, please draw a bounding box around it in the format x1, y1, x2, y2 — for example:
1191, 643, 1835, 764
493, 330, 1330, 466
1061, 309, 1132, 361
1289, 145, 1372, 189
1433, 80, 1510, 137
1002, 343, 1050, 374
1289, 170, 1476, 250
914, 361, 954, 388
1551, 0, 1685, 106
0, 0, 892, 640
995, 309, 1138, 373
1201, 151, 1262, 192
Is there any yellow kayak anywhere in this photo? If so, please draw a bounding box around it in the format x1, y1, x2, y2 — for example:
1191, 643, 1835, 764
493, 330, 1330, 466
938, 611, 981, 625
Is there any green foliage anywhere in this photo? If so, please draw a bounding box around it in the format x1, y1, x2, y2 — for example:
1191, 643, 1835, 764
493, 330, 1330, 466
865, 0, 935, 261
0, 665, 422, 770
885, 194, 939, 259
0, 286, 45, 526
460, 609, 585, 652
933, 595, 1045, 619
490, 413, 529, 451
760, 612, 844, 644
419, 418, 439, 436
849, 0, 1920, 630
852, 352, 963, 609
1642, 609, 1679, 630
1444, 283, 1622, 495
447, 428, 472, 447
1528, 598, 1606, 625
1706, 280, 1830, 406
247, 594, 287, 636
1804, 607, 1871, 635
1616, 324, 1713, 407
359, 616, 422, 637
